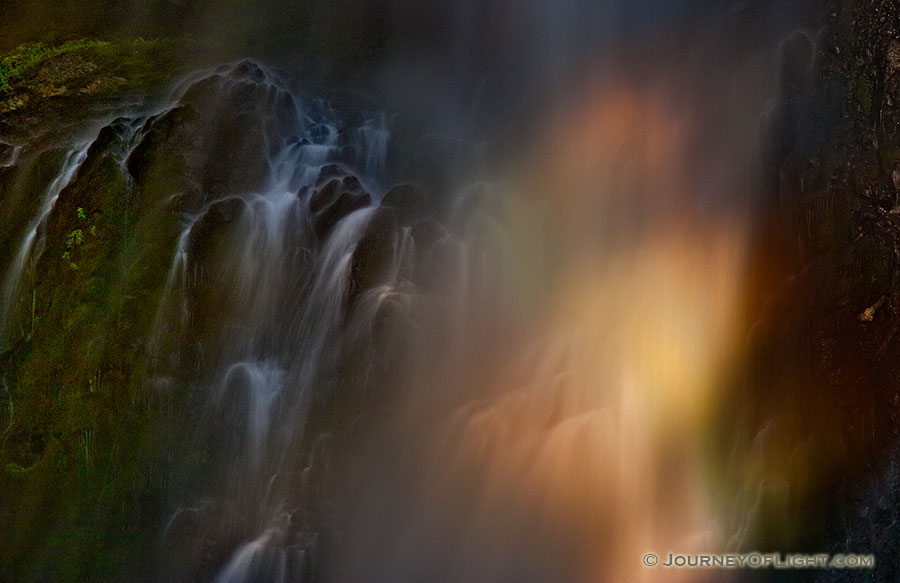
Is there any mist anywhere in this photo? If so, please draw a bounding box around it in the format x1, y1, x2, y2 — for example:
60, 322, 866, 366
1, 0, 885, 582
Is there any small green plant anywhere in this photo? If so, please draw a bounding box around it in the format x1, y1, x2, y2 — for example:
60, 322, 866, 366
61, 207, 96, 270
65, 229, 84, 248
63, 228, 83, 270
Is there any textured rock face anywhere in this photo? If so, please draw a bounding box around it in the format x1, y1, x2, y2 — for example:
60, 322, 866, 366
814, 2, 900, 576
0, 40, 179, 143
0, 51, 454, 581
717, 0, 900, 574
308, 175, 372, 240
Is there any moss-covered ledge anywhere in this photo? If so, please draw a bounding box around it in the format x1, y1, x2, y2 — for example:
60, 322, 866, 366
0, 37, 184, 144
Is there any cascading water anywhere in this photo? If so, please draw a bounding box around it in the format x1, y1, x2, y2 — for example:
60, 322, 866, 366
3, 1, 883, 582
0, 146, 90, 346
0, 60, 415, 581
122, 62, 413, 582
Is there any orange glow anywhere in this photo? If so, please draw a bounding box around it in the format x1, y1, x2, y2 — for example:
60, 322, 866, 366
441, 84, 752, 582
538, 86, 688, 218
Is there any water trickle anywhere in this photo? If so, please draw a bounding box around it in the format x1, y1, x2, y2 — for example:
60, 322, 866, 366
0, 144, 90, 344
219, 360, 285, 468
105, 62, 411, 581
213, 529, 289, 583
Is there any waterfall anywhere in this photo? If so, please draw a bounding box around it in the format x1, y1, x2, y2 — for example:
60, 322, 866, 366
124, 62, 413, 582
0, 1, 856, 582
0, 145, 90, 346
0, 59, 412, 580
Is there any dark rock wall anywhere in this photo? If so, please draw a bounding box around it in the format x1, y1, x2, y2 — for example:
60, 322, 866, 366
716, 0, 900, 579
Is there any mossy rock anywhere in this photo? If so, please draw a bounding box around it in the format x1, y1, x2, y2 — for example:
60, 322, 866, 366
0, 38, 183, 143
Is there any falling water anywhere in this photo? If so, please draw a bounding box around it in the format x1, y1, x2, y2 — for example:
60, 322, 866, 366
0, 145, 90, 346
117, 61, 415, 582
0, 1, 849, 582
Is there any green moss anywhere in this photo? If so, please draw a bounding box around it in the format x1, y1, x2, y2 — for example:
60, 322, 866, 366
91, 38, 179, 92
0, 39, 109, 93
0, 36, 182, 113
0, 112, 193, 579
0, 31, 216, 576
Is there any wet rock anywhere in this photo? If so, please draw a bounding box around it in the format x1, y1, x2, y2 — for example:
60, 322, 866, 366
760, 0, 900, 571
170, 64, 299, 196
381, 183, 426, 224
308, 178, 343, 212
230, 59, 267, 83
298, 170, 354, 210
80, 117, 132, 175
0, 94, 29, 114
0, 40, 180, 145
34, 84, 67, 98
168, 188, 206, 215
34, 53, 98, 86
199, 115, 270, 196
888, 40, 900, 74
179, 74, 230, 108
342, 175, 364, 194
314, 163, 351, 187
127, 80, 275, 202
127, 107, 197, 181
0, 142, 16, 166
309, 176, 371, 239
187, 197, 246, 264
126, 107, 217, 214
349, 208, 398, 306
78, 76, 127, 95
